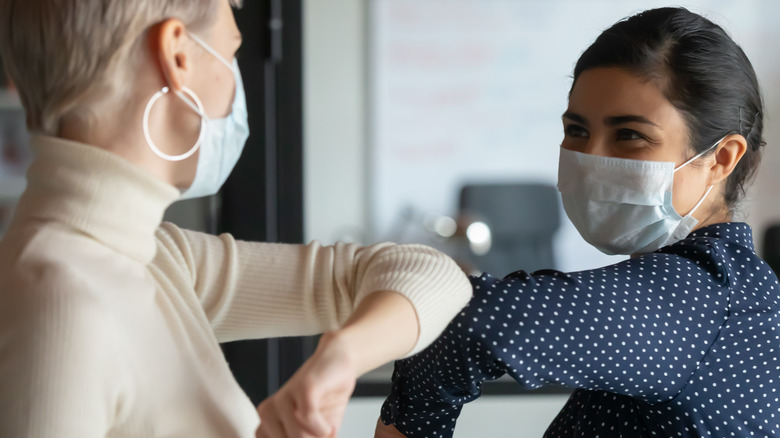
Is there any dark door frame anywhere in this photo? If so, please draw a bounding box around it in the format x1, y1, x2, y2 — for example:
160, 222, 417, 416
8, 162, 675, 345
218, 0, 309, 405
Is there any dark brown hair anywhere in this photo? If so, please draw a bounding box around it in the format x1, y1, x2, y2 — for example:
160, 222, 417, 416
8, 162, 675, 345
572, 7, 765, 211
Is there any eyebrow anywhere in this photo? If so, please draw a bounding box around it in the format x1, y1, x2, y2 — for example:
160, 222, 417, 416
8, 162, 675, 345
562, 111, 587, 125
561, 111, 659, 128
605, 115, 659, 127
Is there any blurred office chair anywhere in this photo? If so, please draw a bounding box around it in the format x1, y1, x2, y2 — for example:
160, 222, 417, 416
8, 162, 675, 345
458, 182, 560, 277
763, 224, 780, 277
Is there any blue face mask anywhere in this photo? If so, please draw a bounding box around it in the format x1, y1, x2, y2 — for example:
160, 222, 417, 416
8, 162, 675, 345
557, 138, 722, 256
142, 32, 250, 200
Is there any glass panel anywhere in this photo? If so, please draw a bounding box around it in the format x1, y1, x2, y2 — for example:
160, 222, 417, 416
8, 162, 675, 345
0, 55, 31, 235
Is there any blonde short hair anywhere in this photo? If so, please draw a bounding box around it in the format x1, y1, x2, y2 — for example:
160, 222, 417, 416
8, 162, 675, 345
0, 0, 241, 135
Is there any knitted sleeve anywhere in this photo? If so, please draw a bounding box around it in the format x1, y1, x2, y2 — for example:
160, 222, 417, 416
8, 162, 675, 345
154, 222, 472, 355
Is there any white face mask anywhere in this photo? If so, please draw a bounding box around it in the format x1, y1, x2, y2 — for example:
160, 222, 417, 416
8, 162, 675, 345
557, 138, 723, 255
143, 32, 250, 200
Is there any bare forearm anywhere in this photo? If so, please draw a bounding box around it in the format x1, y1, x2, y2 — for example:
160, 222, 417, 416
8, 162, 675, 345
322, 290, 418, 376
375, 418, 408, 437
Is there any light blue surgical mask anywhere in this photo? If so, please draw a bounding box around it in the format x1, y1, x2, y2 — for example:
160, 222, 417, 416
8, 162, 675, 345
142, 32, 250, 200
557, 138, 723, 255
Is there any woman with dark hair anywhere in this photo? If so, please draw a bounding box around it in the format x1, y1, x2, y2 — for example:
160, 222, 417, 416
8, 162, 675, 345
376, 7, 772, 437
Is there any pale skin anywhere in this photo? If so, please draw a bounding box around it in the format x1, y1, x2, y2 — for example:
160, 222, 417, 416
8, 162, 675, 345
58, 1, 420, 437
374, 67, 749, 437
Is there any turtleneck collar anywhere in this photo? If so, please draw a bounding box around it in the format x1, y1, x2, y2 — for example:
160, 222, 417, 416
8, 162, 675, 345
14, 135, 181, 264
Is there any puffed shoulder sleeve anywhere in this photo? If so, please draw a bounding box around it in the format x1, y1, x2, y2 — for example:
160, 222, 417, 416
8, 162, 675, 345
154, 222, 472, 353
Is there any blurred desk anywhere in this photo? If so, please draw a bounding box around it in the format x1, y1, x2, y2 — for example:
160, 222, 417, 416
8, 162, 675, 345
340, 394, 570, 437
356, 361, 572, 397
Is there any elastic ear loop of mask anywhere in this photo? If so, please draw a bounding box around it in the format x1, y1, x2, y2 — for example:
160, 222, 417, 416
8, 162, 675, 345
187, 32, 235, 71
673, 136, 726, 216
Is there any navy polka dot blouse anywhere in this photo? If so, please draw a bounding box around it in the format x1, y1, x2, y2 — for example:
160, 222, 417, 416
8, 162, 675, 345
381, 222, 780, 437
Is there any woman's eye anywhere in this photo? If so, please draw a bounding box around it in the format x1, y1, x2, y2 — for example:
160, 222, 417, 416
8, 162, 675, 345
565, 124, 588, 138
616, 129, 644, 141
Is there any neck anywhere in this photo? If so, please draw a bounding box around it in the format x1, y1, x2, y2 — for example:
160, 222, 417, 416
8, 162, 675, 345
58, 101, 198, 191
690, 182, 731, 231
689, 183, 732, 232
695, 203, 732, 230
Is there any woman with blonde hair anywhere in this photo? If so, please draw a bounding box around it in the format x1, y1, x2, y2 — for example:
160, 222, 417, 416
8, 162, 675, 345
0, 1, 472, 437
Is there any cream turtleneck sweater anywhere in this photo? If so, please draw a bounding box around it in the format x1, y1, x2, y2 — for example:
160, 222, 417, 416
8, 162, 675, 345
0, 136, 471, 437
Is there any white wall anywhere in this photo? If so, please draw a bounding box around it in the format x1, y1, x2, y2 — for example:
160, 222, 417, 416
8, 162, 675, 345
303, 0, 369, 245
745, 44, 780, 253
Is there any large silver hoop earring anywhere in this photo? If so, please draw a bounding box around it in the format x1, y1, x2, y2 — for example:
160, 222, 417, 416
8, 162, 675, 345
142, 86, 206, 162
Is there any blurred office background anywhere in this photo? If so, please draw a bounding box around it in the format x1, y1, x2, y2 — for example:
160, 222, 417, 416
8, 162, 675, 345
2, 0, 780, 436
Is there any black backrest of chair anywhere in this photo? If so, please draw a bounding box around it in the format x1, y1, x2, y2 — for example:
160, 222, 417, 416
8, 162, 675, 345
459, 183, 560, 276
763, 224, 780, 277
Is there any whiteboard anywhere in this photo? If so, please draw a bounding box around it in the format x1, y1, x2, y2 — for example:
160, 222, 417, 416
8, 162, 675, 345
368, 0, 780, 272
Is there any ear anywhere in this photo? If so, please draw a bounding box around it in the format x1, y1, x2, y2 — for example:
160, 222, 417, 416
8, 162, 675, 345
707, 134, 748, 185
149, 18, 191, 92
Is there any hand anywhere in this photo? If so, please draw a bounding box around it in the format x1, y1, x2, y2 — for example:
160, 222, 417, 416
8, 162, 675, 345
256, 290, 418, 437
374, 418, 408, 438
255, 332, 357, 438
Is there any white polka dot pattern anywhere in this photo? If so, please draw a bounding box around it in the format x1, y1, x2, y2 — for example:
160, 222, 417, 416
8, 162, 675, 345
380, 223, 780, 437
